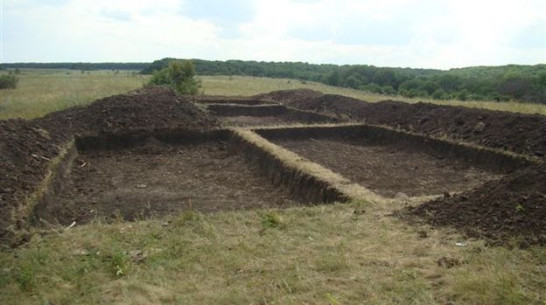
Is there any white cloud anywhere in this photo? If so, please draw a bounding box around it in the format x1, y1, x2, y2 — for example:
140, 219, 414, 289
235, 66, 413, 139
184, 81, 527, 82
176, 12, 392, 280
1, 0, 545, 68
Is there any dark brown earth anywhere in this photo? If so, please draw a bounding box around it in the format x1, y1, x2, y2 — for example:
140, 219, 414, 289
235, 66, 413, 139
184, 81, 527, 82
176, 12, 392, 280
1, 87, 220, 243
0, 120, 62, 238
257, 89, 546, 246
35, 141, 302, 225
271, 138, 501, 198
2, 87, 546, 247
404, 163, 546, 246
36, 86, 220, 140
259, 89, 546, 157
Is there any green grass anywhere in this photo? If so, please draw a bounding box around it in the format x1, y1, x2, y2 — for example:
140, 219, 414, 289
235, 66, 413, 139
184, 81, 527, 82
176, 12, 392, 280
1, 203, 544, 304
1, 71, 545, 120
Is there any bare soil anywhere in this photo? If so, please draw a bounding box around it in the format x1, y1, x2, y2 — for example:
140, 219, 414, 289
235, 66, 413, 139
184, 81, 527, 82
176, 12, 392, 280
1, 87, 220, 243
36, 86, 220, 139
2, 87, 545, 247
36, 141, 302, 225
259, 89, 546, 157
271, 138, 501, 198
404, 163, 546, 246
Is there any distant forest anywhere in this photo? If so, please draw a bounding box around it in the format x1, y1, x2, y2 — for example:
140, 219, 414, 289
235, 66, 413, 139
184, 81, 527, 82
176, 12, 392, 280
2, 59, 545, 103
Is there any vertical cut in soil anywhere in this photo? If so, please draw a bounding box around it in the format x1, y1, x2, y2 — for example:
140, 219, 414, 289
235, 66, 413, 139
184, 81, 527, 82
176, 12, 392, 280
38, 140, 305, 225
271, 138, 501, 198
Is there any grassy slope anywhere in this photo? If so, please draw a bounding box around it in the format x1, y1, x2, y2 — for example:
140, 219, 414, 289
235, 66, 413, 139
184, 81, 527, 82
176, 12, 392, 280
1, 71, 545, 120
1, 70, 545, 304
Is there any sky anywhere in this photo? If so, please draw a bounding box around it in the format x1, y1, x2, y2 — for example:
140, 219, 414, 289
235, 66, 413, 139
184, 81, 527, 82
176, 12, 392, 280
1, 0, 545, 69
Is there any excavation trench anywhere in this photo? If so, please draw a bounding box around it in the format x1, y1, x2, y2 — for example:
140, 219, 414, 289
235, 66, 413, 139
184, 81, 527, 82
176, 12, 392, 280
28, 123, 536, 228
31, 129, 345, 226
205, 103, 343, 127
255, 124, 536, 199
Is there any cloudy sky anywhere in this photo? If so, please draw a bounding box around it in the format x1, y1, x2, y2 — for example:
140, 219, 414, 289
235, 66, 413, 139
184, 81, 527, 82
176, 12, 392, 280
1, 0, 545, 69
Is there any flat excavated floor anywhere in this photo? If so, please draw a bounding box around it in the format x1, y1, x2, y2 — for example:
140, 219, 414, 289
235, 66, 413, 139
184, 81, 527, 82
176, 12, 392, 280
270, 138, 502, 198
53, 141, 301, 223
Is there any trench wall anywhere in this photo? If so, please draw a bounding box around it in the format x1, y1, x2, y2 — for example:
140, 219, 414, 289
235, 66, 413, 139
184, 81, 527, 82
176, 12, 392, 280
255, 124, 537, 173
206, 103, 342, 124
31, 128, 353, 228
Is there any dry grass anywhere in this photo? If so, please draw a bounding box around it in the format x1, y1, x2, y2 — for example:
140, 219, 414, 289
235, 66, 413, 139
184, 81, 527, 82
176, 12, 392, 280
1, 202, 544, 304
233, 128, 387, 204
0, 69, 147, 120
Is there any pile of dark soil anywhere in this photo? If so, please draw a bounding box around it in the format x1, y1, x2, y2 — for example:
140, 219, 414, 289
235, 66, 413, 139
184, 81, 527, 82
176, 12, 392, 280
36, 86, 219, 140
1, 87, 220, 245
263, 90, 546, 246
404, 163, 546, 246
273, 91, 546, 157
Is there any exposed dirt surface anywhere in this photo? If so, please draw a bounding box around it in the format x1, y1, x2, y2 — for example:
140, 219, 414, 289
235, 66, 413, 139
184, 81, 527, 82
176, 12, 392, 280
36, 141, 301, 224
3, 87, 546, 248
36, 86, 220, 140
0, 119, 63, 241
271, 138, 501, 198
264, 90, 546, 157
1, 87, 220, 244
404, 163, 546, 246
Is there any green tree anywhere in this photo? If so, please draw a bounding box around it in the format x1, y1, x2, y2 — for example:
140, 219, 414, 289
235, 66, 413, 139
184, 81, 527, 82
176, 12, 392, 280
148, 60, 200, 95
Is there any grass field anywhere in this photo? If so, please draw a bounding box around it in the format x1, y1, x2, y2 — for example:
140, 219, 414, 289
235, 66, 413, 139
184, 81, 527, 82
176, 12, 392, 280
1, 69, 545, 304
1, 202, 544, 304
1, 70, 545, 120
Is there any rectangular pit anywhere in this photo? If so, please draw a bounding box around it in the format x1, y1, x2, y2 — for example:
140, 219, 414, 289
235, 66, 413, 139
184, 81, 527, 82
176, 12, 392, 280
33, 129, 337, 226
256, 125, 533, 198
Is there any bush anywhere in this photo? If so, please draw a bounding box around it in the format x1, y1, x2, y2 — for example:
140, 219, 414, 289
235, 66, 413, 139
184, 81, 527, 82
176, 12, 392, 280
0, 75, 18, 89
148, 60, 200, 95
432, 89, 446, 100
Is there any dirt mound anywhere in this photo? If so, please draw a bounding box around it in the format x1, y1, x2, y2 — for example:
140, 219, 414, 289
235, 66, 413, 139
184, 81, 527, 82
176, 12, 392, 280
404, 163, 546, 246
36, 86, 219, 140
254, 89, 324, 104
279, 92, 546, 157
286, 94, 368, 117
1, 87, 220, 245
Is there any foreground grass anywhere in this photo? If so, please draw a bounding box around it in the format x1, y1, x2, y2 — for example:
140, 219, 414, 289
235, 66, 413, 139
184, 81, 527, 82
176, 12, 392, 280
0, 70, 147, 120
1, 201, 544, 304
1, 71, 545, 120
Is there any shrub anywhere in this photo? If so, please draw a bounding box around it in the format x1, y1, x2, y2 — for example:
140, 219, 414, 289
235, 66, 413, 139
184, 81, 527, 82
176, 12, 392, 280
0, 75, 19, 89
432, 89, 446, 100
148, 60, 200, 95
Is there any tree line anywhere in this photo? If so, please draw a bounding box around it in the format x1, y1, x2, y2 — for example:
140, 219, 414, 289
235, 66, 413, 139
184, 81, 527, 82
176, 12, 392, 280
143, 58, 545, 103
2, 59, 544, 103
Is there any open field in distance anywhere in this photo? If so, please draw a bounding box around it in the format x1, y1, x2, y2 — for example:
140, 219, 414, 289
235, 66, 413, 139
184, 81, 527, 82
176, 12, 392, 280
1, 70, 545, 120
